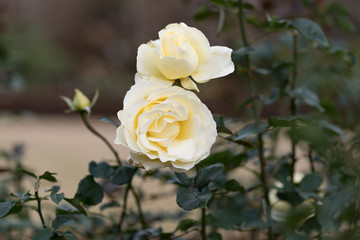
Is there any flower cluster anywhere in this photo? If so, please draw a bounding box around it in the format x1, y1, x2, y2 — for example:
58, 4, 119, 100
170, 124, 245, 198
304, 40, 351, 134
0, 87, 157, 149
114, 23, 234, 171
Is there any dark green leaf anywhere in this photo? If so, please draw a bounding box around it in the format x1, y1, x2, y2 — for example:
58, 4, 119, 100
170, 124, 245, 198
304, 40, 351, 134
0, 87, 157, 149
39, 171, 57, 182
63, 198, 87, 216
58, 231, 78, 240
52, 215, 74, 230
111, 165, 136, 185
290, 18, 329, 48
18, 169, 37, 179
318, 120, 343, 137
174, 172, 192, 186
233, 123, 268, 141
243, 2, 256, 11
98, 116, 119, 128
194, 5, 216, 22
176, 186, 212, 211
89, 161, 113, 179
195, 163, 224, 188
224, 179, 245, 192
100, 201, 120, 211
32, 228, 54, 240
273, 62, 291, 89
232, 47, 254, 63
175, 219, 199, 232
269, 116, 296, 128
198, 150, 246, 172
0, 201, 17, 217
213, 114, 233, 135
209, 232, 222, 240
74, 175, 104, 206
51, 193, 64, 205
299, 173, 323, 192
288, 87, 324, 112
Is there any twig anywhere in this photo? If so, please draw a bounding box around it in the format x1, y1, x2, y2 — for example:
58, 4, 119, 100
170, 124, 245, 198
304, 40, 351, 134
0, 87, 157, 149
238, 1, 273, 239
80, 112, 121, 165
34, 187, 46, 229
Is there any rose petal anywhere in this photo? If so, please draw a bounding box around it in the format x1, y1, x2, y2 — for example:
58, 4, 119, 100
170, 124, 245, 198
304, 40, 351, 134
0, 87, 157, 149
137, 42, 166, 79
130, 152, 170, 170
191, 46, 234, 83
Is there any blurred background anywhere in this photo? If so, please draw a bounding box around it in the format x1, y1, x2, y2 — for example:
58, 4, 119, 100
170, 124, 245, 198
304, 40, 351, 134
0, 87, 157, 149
0, 0, 359, 196
0, 0, 358, 118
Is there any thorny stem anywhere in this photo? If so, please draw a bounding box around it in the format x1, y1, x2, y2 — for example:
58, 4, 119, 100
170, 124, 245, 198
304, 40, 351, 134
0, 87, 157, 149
290, 32, 298, 182
35, 187, 46, 229
238, 1, 272, 239
80, 112, 121, 166
201, 207, 206, 240
119, 168, 146, 233
130, 185, 147, 229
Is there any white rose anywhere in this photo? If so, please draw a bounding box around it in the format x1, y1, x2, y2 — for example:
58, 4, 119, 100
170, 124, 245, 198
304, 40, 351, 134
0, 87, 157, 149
114, 80, 217, 171
136, 22, 234, 91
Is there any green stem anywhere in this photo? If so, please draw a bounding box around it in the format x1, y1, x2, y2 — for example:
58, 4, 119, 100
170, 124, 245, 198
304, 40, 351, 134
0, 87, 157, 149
201, 207, 206, 240
119, 168, 138, 233
35, 187, 46, 229
238, 1, 272, 239
130, 185, 147, 229
80, 112, 121, 166
290, 32, 298, 182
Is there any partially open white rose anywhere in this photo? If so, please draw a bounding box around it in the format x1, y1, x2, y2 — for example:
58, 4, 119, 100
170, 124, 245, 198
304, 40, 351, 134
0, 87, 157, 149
114, 80, 217, 171
136, 22, 234, 91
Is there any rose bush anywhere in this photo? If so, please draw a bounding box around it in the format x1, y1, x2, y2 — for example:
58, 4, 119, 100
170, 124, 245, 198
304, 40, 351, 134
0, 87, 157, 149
136, 22, 234, 91
114, 78, 217, 171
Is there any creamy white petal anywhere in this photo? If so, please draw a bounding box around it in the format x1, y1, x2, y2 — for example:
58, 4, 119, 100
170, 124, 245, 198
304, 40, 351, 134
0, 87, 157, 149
156, 56, 197, 80
137, 42, 166, 79
130, 152, 170, 171
191, 46, 234, 83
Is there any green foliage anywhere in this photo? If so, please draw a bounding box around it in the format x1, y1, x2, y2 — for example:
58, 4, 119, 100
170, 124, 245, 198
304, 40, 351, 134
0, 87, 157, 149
74, 175, 104, 206
1, 0, 359, 239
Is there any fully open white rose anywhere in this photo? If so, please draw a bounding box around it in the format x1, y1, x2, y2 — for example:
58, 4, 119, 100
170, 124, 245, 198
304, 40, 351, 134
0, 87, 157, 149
136, 22, 234, 91
114, 80, 217, 171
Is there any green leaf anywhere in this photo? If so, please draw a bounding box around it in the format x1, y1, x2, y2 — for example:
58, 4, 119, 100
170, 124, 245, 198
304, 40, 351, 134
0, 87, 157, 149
63, 198, 87, 216
39, 171, 57, 182
18, 169, 37, 179
213, 114, 233, 135
195, 163, 224, 188
74, 175, 104, 206
89, 161, 113, 179
174, 172, 192, 186
111, 165, 136, 185
224, 179, 245, 192
52, 215, 74, 230
100, 201, 120, 211
98, 116, 120, 128
90, 89, 99, 108
273, 62, 291, 89
299, 173, 323, 192
0, 201, 17, 217
175, 219, 199, 232
51, 193, 64, 205
317, 120, 343, 137
269, 116, 297, 128
233, 123, 268, 141
194, 5, 216, 22
290, 18, 329, 48
58, 231, 78, 240
288, 86, 324, 112
232, 47, 254, 63
209, 232, 222, 240
176, 186, 212, 211
198, 150, 246, 172
46, 186, 64, 205
32, 229, 54, 240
